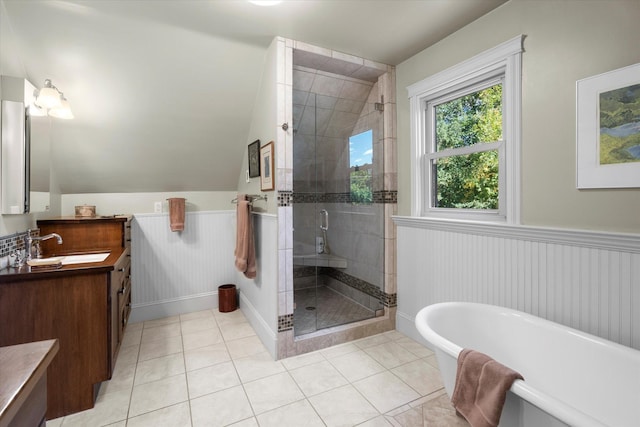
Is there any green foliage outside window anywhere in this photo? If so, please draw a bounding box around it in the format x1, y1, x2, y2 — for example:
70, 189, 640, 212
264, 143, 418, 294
434, 84, 502, 209
350, 169, 372, 204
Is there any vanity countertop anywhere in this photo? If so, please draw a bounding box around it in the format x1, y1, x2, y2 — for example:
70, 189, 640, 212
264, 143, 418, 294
0, 339, 59, 427
0, 247, 127, 283
37, 215, 131, 224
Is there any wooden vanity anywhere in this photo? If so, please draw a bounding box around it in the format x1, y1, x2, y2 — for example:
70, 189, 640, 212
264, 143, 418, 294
0, 339, 59, 427
0, 216, 132, 419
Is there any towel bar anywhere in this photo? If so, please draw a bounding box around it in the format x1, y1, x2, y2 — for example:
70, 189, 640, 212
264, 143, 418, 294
231, 194, 267, 204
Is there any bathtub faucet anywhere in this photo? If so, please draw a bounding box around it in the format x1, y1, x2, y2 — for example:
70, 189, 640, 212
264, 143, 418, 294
25, 229, 63, 261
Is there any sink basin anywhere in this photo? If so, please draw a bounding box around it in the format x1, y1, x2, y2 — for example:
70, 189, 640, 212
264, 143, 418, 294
31, 252, 111, 266
60, 253, 110, 265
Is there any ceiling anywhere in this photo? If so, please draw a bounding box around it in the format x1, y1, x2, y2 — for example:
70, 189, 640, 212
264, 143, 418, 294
0, 0, 507, 194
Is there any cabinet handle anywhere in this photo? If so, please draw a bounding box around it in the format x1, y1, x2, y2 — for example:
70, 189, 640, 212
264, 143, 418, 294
118, 268, 125, 272
118, 287, 125, 294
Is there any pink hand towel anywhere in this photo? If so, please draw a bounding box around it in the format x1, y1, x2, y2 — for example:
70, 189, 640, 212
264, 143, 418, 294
168, 198, 186, 232
234, 194, 256, 279
451, 348, 523, 427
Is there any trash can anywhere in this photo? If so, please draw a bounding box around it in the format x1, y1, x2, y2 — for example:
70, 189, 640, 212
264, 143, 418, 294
218, 284, 237, 313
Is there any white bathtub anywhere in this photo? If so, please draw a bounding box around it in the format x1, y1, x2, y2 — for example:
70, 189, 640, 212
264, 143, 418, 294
415, 302, 640, 427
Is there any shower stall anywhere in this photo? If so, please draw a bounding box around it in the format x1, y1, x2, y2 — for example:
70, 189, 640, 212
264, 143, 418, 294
291, 57, 388, 336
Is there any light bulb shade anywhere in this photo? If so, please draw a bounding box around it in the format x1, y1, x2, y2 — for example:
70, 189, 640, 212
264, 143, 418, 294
35, 86, 62, 109
48, 98, 74, 119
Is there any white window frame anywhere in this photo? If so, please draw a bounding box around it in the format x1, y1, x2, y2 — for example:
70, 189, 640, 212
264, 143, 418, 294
408, 35, 523, 224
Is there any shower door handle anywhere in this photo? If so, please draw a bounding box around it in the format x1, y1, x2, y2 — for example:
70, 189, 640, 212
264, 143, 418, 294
320, 209, 329, 231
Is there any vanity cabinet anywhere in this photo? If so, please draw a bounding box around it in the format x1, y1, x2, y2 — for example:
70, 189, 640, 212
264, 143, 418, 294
37, 216, 133, 375
0, 216, 134, 419
110, 248, 131, 372
0, 261, 116, 419
37, 216, 132, 253
0, 339, 59, 427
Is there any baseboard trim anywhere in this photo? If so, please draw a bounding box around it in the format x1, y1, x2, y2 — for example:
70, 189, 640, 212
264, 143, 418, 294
239, 292, 278, 359
396, 310, 432, 350
129, 292, 217, 323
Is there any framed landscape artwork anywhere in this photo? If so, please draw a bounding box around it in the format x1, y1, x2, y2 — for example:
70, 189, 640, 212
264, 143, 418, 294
260, 141, 274, 191
577, 62, 640, 188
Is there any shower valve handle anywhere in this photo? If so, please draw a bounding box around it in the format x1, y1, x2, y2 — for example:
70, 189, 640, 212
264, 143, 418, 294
320, 209, 329, 231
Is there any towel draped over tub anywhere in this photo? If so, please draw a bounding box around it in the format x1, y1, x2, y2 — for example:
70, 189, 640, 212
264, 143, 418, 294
451, 348, 523, 427
234, 194, 256, 279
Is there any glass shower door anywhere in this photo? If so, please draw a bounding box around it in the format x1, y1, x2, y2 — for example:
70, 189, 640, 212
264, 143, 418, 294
292, 93, 320, 336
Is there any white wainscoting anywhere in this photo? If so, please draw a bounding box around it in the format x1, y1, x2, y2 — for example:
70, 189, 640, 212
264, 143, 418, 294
394, 217, 640, 351
235, 213, 278, 359
130, 211, 237, 322
129, 210, 279, 358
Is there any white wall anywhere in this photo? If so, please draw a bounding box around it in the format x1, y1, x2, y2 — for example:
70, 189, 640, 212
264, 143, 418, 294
394, 0, 640, 349
396, 0, 640, 233
0, 0, 61, 235
235, 38, 279, 215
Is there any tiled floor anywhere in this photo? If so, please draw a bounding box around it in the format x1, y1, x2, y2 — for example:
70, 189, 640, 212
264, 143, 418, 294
46, 309, 468, 427
294, 286, 376, 336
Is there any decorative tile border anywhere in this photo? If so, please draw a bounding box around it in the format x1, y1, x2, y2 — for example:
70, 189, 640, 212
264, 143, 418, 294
293, 265, 316, 278
294, 265, 397, 308
277, 191, 293, 207
278, 313, 294, 332
292, 190, 397, 204
373, 190, 398, 204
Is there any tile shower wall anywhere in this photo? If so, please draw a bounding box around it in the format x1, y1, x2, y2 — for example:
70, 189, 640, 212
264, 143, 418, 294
275, 37, 398, 357
292, 71, 385, 289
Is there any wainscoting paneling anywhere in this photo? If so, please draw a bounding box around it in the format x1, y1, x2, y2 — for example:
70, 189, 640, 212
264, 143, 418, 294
394, 217, 640, 350
130, 211, 236, 322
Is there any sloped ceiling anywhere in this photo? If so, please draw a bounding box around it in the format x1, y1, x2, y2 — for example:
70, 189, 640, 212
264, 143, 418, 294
0, 0, 507, 194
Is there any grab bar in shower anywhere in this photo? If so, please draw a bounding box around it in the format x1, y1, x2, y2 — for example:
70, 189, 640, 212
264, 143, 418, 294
320, 209, 329, 231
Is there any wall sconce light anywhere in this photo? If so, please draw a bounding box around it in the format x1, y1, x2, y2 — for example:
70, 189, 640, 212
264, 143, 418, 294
34, 79, 74, 119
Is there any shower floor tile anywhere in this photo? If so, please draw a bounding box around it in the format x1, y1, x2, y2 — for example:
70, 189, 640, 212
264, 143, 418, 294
294, 285, 376, 336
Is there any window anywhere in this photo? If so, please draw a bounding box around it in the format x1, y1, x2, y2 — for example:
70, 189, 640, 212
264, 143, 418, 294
430, 81, 502, 210
349, 129, 373, 204
408, 35, 523, 223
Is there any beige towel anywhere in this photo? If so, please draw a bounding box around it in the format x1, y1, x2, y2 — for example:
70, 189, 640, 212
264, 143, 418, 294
451, 348, 523, 427
234, 194, 256, 279
168, 198, 186, 232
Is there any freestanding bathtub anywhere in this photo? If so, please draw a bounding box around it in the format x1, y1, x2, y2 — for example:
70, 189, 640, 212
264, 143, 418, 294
415, 302, 640, 427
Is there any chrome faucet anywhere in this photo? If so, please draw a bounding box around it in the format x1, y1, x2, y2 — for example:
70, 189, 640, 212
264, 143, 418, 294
25, 229, 63, 261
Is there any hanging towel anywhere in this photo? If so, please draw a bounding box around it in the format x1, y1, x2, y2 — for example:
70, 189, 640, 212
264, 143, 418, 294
234, 194, 256, 279
168, 198, 186, 232
451, 348, 523, 427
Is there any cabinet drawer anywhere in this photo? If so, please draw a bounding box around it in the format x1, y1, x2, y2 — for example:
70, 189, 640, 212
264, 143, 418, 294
123, 219, 132, 248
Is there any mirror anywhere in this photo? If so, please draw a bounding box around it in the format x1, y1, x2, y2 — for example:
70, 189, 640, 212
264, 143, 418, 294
1, 99, 26, 213
27, 107, 51, 213
0, 76, 51, 214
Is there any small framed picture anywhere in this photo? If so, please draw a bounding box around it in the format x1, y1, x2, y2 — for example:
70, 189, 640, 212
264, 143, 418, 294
248, 139, 261, 178
260, 141, 274, 191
